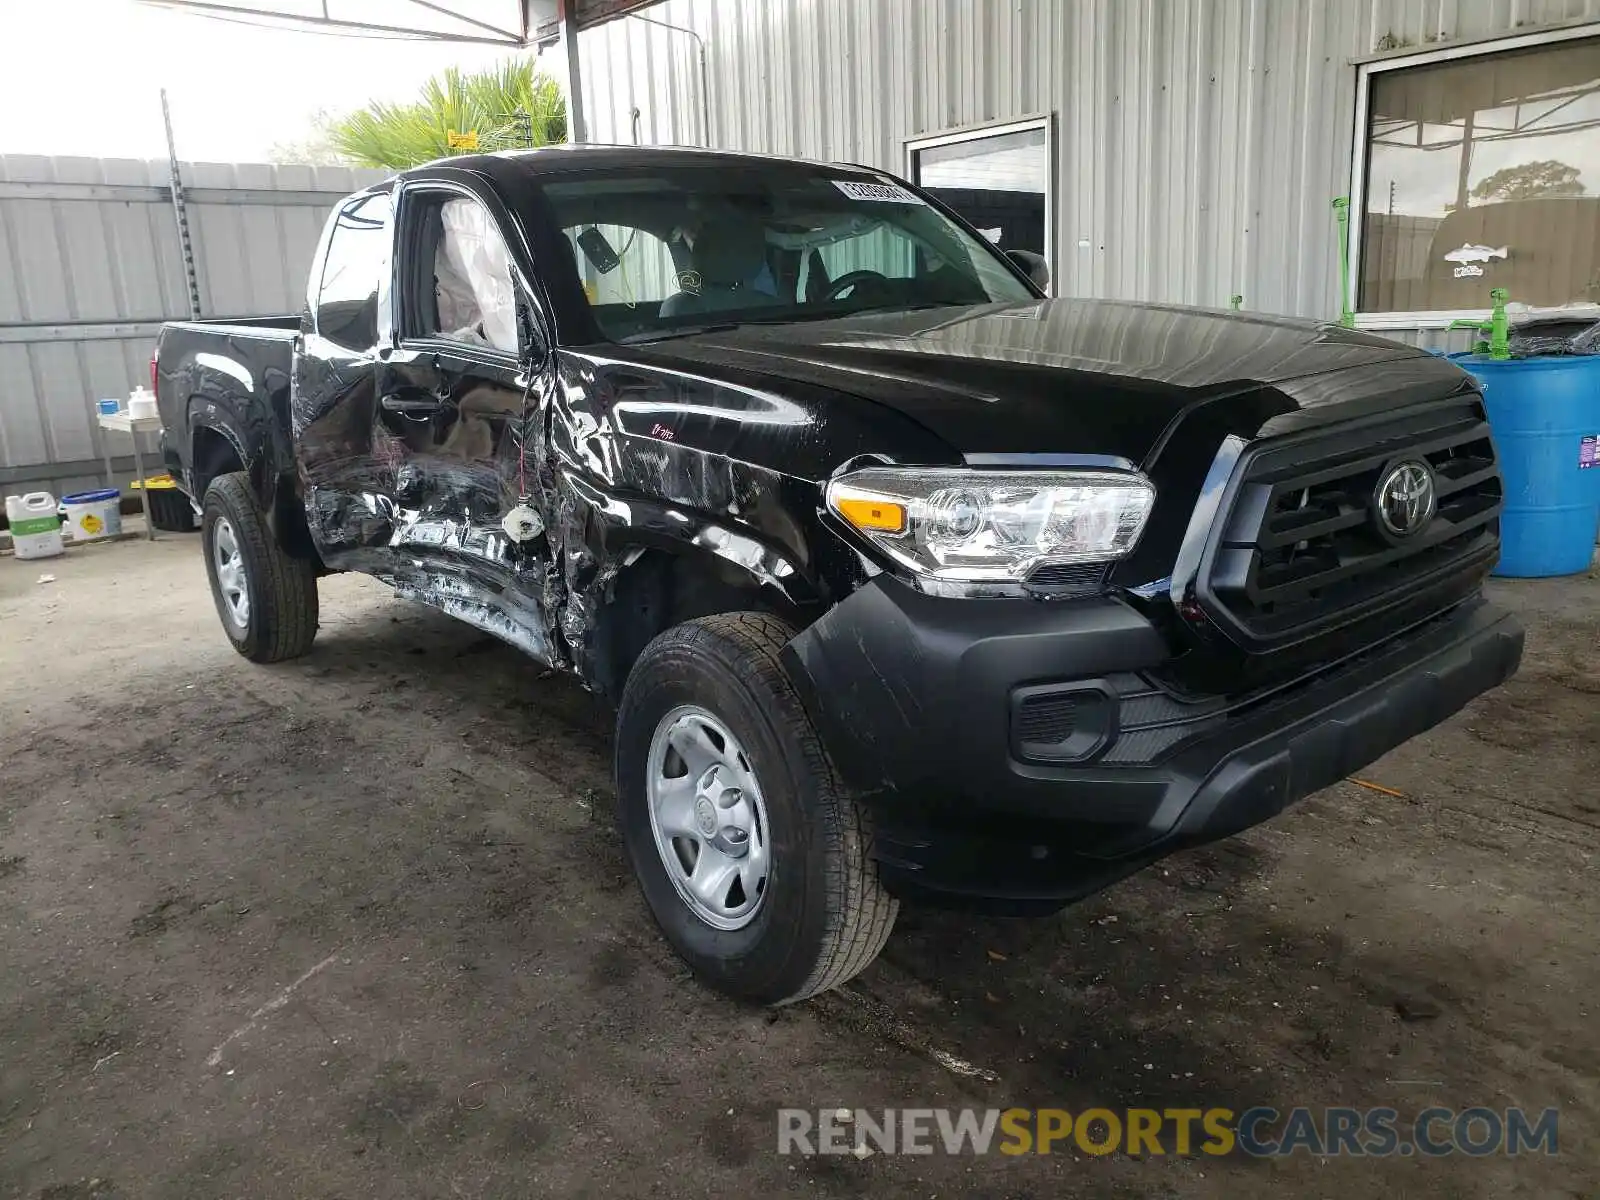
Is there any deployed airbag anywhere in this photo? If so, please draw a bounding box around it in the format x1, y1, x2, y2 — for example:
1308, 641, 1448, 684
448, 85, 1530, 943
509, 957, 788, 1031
435, 198, 518, 353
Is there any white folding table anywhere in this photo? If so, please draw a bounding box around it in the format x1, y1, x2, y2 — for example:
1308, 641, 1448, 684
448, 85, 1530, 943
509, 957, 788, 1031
96, 411, 164, 542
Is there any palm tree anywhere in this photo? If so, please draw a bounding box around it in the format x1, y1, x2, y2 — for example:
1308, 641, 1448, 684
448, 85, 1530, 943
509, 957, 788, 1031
328, 60, 567, 169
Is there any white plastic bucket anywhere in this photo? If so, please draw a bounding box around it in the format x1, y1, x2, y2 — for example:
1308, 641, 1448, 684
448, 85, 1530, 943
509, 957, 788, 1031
6, 491, 65, 560
60, 488, 122, 543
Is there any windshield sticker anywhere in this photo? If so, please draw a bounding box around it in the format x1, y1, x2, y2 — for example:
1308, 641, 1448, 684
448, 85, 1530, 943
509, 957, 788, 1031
832, 179, 924, 205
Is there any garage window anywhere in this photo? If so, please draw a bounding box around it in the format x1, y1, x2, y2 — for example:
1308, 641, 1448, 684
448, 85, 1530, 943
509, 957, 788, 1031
1355, 29, 1600, 321
906, 116, 1053, 294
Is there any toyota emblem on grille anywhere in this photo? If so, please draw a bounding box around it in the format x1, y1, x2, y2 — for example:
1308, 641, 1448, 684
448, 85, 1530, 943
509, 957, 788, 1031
1374, 460, 1436, 538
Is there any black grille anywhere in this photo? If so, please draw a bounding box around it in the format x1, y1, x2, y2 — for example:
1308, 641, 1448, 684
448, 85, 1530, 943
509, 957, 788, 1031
1206, 400, 1502, 644
1015, 694, 1078, 744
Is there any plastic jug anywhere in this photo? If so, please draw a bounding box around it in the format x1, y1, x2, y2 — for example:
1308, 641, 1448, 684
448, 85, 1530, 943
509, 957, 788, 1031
127, 385, 158, 421
6, 491, 65, 560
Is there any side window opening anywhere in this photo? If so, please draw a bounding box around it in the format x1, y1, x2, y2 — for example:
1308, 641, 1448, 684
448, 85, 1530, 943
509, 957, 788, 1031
409, 194, 520, 354
316, 191, 392, 350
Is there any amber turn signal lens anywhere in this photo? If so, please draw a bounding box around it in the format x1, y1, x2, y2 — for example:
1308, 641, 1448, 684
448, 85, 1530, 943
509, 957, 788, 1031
834, 494, 907, 533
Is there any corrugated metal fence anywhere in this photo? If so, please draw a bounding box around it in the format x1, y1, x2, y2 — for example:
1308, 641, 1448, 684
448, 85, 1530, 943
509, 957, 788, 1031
579, 0, 1600, 339
0, 156, 386, 500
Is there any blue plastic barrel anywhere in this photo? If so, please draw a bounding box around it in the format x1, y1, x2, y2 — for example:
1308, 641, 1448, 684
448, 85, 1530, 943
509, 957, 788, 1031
1453, 354, 1600, 577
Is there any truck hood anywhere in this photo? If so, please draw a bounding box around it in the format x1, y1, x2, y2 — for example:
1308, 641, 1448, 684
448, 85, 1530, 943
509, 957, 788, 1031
608, 298, 1461, 464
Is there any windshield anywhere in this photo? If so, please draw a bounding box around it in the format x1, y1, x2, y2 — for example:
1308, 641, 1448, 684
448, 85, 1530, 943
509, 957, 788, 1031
538, 163, 1035, 343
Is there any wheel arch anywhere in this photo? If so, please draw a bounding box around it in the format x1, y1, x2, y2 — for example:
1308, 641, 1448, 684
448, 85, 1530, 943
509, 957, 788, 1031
189, 416, 249, 500
190, 407, 320, 565
587, 538, 821, 704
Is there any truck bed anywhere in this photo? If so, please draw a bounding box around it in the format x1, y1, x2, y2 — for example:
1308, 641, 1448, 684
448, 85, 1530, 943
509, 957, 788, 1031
173, 314, 300, 333
154, 316, 301, 503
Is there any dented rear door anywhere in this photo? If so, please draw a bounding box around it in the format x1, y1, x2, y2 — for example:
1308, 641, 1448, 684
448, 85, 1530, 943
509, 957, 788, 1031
294, 189, 397, 566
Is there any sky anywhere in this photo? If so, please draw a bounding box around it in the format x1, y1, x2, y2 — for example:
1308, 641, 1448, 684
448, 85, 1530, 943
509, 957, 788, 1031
0, 0, 557, 162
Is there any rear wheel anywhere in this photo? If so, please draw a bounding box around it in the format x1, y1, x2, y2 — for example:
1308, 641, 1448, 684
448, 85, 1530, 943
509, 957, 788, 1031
201, 472, 318, 663
615, 612, 897, 1005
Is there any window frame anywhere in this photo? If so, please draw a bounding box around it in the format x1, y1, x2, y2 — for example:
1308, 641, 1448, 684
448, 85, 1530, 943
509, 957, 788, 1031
1348, 21, 1600, 329
394, 178, 529, 364
904, 114, 1056, 297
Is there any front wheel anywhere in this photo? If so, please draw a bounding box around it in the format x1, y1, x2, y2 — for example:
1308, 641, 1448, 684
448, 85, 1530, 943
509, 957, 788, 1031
615, 612, 898, 1005
201, 472, 318, 663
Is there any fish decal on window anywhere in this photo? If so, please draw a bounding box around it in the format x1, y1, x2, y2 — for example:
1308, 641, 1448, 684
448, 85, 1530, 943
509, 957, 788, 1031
1444, 244, 1509, 278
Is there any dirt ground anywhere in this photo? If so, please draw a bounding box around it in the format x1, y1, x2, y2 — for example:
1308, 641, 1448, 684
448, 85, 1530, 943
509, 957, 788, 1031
0, 531, 1595, 1199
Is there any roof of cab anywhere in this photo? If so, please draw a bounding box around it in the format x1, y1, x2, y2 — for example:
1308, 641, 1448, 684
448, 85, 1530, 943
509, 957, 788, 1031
400, 142, 882, 181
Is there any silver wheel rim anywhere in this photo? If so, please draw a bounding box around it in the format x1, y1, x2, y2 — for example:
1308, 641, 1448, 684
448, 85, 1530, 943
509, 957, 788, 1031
646, 705, 771, 931
213, 516, 250, 630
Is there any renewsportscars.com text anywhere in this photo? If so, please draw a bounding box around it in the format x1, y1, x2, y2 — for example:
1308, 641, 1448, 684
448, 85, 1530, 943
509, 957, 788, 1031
777, 1106, 1559, 1158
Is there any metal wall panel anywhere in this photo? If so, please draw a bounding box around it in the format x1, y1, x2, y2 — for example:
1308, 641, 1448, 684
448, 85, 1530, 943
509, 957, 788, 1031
0, 155, 387, 491
580, 0, 1600, 326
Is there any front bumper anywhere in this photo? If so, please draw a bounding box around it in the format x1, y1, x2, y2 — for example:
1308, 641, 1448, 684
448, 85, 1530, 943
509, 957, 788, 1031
781, 577, 1523, 907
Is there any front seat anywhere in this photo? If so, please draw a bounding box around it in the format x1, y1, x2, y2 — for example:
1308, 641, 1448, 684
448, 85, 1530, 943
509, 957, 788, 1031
659, 223, 782, 318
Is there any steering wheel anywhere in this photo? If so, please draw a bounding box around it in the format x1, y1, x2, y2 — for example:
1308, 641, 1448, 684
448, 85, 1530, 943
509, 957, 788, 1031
822, 269, 893, 303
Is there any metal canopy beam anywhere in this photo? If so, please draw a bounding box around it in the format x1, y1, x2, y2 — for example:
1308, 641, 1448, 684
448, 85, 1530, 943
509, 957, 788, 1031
138, 0, 670, 151
137, 0, 528, 43
403, 0, 524, 42
137, 0, 662, 40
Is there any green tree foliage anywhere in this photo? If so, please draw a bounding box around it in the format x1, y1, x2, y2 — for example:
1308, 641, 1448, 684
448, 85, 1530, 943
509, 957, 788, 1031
326, 60, 567, 169
1470, 160, 1587, 203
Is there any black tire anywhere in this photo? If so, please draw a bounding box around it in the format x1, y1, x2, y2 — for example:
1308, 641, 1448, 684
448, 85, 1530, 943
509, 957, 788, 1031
615, 612, 897, 1005
201, 471, 318, 663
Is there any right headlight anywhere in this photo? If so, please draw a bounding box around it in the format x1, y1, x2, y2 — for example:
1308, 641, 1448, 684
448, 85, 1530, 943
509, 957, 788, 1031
825, 467, 1155, 582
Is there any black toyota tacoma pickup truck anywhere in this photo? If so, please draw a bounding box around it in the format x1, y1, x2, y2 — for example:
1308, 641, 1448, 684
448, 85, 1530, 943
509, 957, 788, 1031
156, 146, 1523, 1005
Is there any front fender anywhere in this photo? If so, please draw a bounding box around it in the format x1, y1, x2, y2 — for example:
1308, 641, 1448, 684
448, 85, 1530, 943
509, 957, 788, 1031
544, 348, 881, 685
546, 466, 830, 694
595, 489, 821, 613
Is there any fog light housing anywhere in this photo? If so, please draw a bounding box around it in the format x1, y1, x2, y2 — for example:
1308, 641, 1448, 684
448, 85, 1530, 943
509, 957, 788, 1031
1009, 684, 1114, 763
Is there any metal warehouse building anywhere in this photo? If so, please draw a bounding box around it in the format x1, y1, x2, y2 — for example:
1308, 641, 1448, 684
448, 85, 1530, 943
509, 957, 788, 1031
577, 0, 1600, 341
3, 0, 1597, 498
